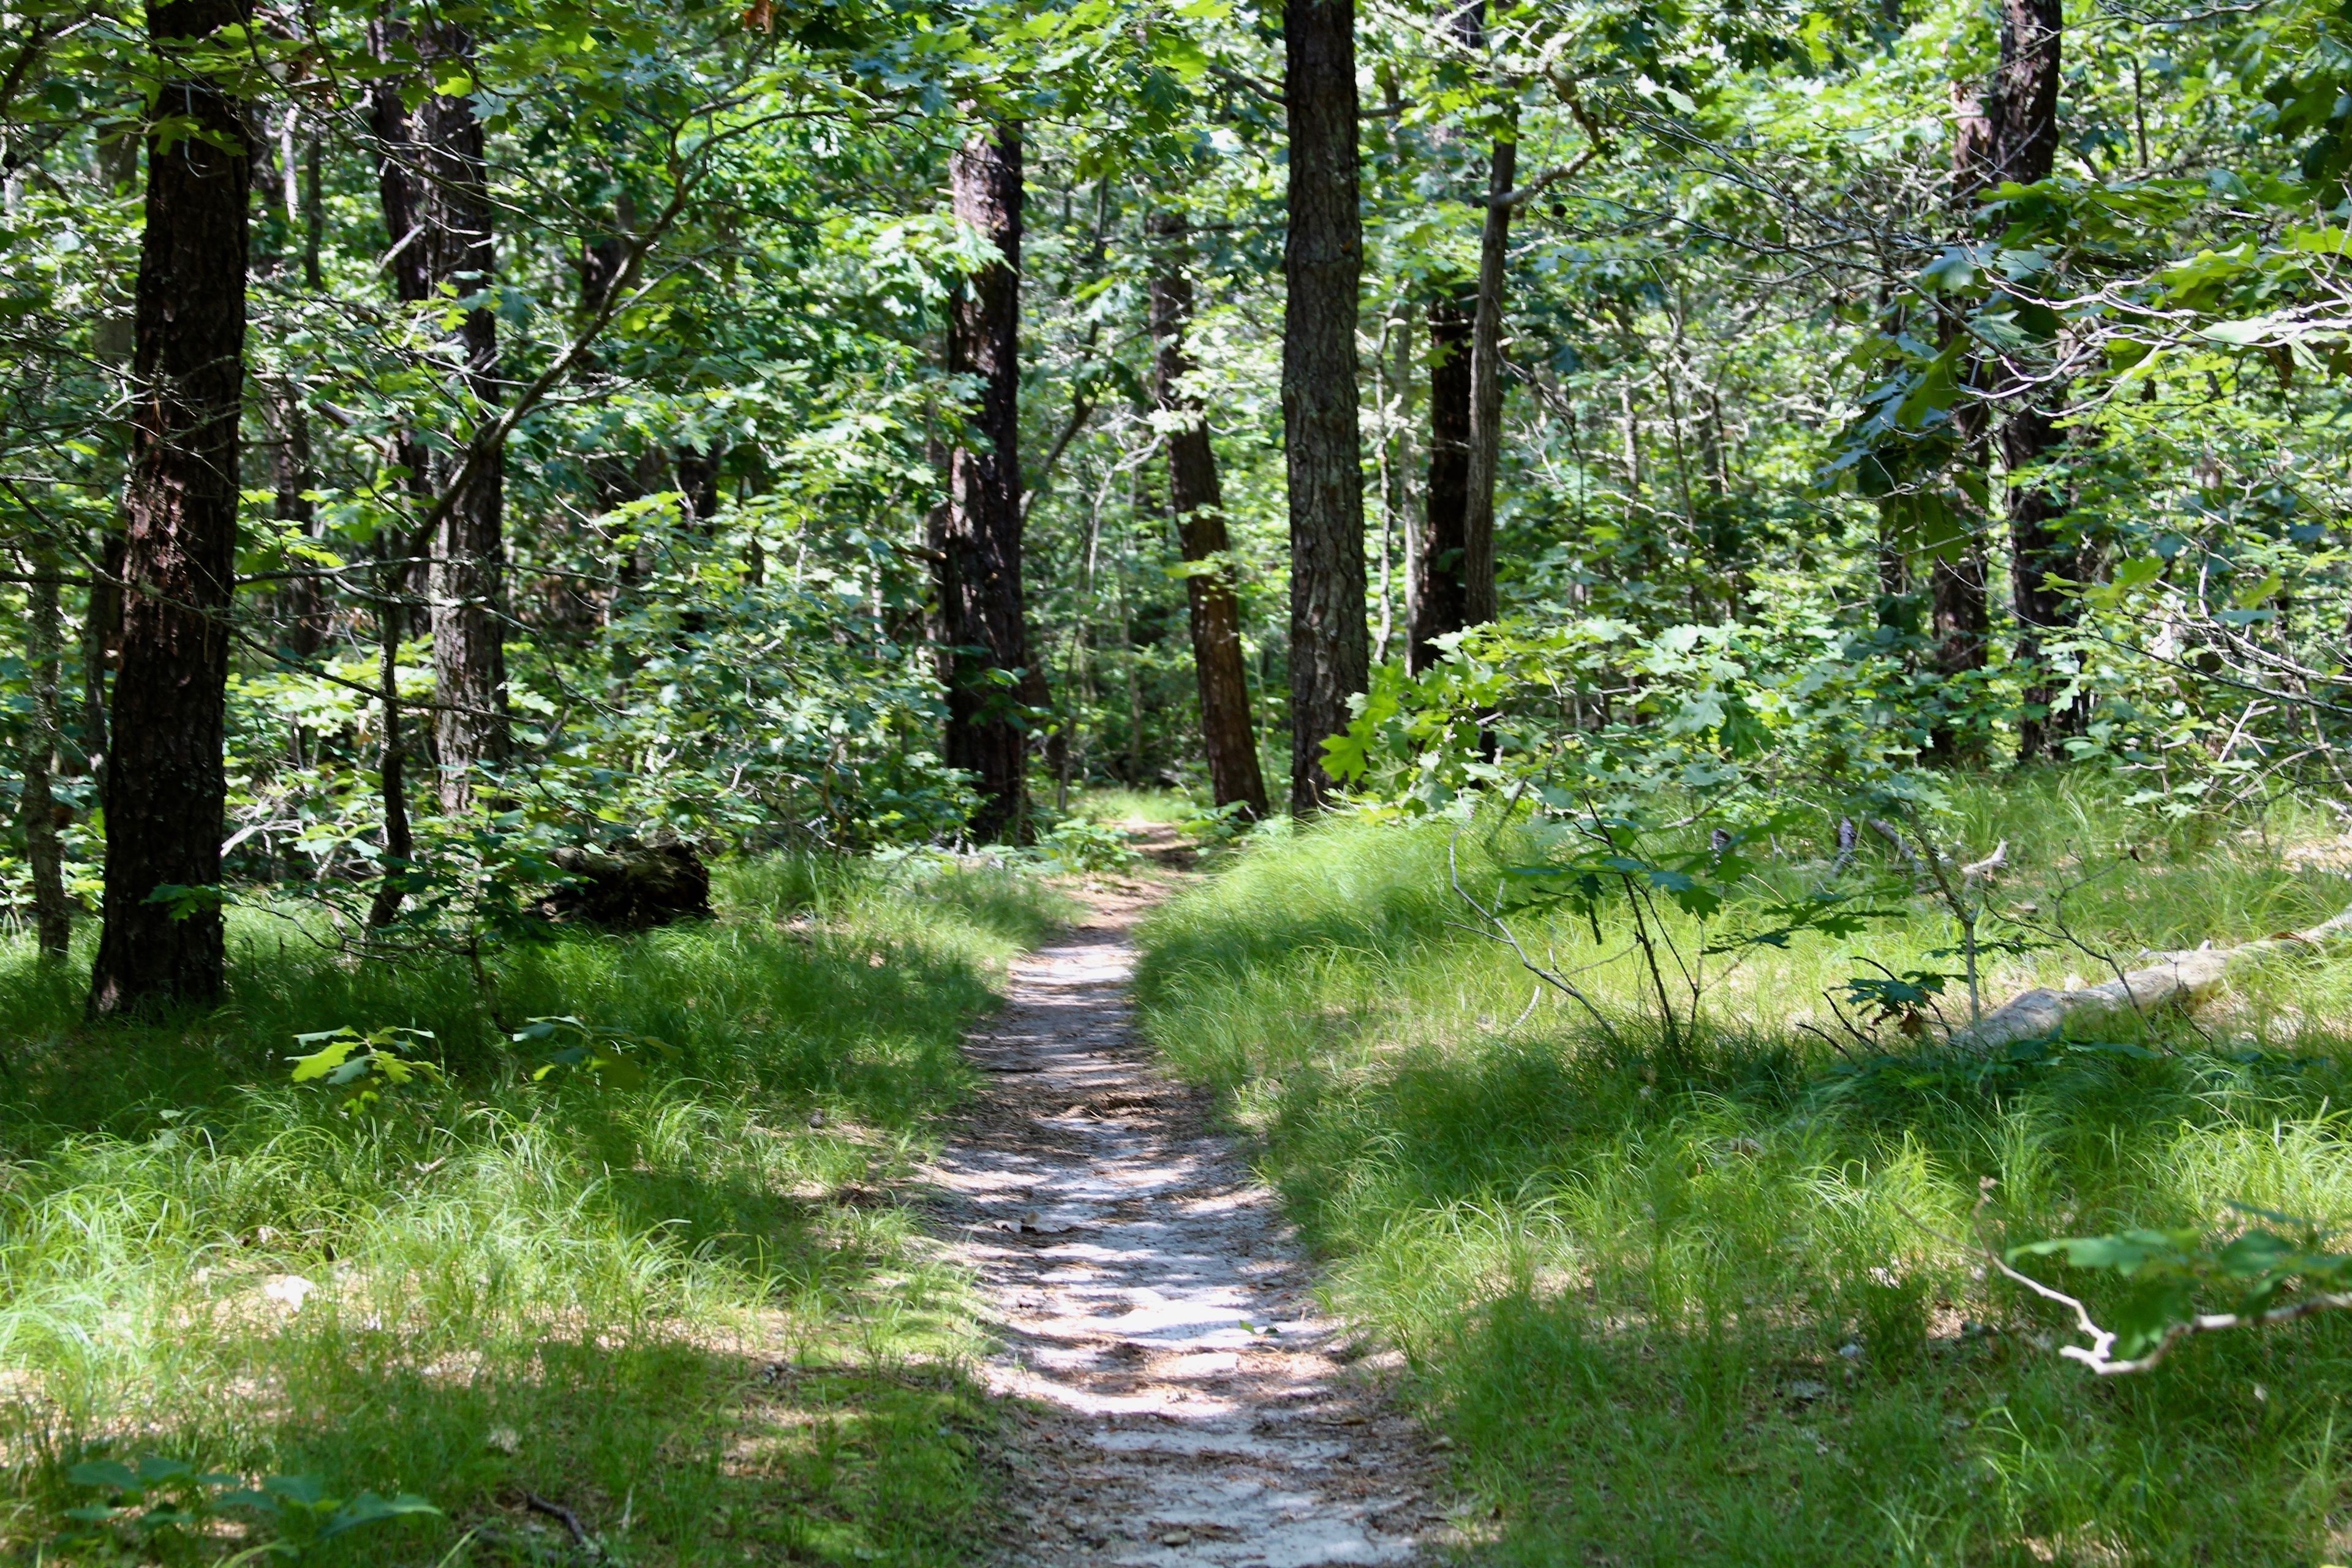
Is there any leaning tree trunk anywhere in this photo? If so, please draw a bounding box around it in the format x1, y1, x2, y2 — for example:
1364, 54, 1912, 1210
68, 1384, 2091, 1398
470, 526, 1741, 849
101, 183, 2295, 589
372, 18, 509, 813
940, 121, 1037, 843
1413, 288, 1472, 674
1149, 213, 1270, 819
1283, 0, 1370, 815
1991, 0, 2076, 763
1463, 132, 1515, 627
89, 0, 251, 1017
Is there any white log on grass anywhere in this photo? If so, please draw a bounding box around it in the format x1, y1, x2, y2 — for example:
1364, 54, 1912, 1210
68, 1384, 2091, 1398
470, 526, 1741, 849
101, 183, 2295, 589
1948, 905, 2352, 1052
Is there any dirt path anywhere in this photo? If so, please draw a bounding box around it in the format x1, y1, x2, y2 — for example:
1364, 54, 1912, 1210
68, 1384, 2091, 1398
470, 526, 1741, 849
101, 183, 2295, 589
925, 873, 1447, 1567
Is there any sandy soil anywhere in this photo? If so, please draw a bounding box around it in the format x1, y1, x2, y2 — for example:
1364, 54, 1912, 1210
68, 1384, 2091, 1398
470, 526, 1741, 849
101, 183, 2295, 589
922, 865, 1450, 1567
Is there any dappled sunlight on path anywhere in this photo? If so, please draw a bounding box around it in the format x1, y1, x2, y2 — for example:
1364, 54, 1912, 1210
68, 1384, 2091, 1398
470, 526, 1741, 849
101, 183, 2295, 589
925, 876, 1447, 1566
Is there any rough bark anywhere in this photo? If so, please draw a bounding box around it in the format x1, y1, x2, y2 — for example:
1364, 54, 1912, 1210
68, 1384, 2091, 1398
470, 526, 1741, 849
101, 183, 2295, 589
1463, 135, 1515, 627
89, 0, 252, 1016
371, 17, 508, 812
1150, 213, 1270, 819
1924, 538, 1991, 761
2006, 402, 2082, 760
1991, 0, 2062, 190
940, 121, 1036, 843
1991, 0, 2076, 761
1951, 907, 2352, 1052
1412, 288, 1472, 674
1283, 0, 1370, 814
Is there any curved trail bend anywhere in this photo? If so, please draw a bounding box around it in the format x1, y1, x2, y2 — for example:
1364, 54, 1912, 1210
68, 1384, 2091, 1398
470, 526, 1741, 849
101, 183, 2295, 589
926, 879, 1447, 1566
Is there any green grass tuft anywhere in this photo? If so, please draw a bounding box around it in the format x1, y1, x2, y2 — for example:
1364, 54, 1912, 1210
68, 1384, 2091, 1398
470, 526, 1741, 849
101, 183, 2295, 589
1136, 783, 2352, 1566
0, 854, 1066, 1566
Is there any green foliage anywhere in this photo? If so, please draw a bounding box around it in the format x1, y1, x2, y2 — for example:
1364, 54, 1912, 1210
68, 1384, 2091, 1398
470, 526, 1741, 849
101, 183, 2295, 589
1033, 815, 1142, 873
62, 1458, 439, 1562
285, 1025, 445, 1114
2010, 1206, 2352, 1365
514, 1014, 679, 1091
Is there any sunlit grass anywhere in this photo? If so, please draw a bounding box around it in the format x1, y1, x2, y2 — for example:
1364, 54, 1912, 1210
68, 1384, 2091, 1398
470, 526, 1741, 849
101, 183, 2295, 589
0, 856, 1066, 1566
1136, 778, 2352, 1566
1062, 786, 1197, 827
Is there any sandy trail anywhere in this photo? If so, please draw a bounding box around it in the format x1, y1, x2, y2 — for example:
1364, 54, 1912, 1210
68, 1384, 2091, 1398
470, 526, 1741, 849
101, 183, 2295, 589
924, 876, 1447, 1567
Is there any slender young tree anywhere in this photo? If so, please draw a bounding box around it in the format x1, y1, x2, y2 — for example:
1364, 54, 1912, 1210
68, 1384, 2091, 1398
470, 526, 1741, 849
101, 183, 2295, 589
89, 0, 252, 1016
252, 106, 323, 657
1457, 0, 1512, 627
371, 17, 510, 812
17, 543, 70, 958
939, 120, 1038, 842
1283, 0, 1370, 813
1992, 0, 2078, 761
1412, 287, 1472, 673
1149, 212, 1270, 818
1462, 136, 1513, 627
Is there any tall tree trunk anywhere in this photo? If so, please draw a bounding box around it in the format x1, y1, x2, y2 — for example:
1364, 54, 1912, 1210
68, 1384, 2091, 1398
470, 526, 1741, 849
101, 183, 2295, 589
372, 18, 508, 813
89, 0, 251, 1016
1464, 134, 1515, 625
940, 121, 1036, 843
1283, 0, 1370, 813
18, 543, 72, 958
1992, 0, 2076, 761
367, 548, 412, 929
1150, 212, 1270, 818
81, 129, 139, 784
251, 107, 325, 658
1925, 81, 1996, 763
1413, 288, 1471, 673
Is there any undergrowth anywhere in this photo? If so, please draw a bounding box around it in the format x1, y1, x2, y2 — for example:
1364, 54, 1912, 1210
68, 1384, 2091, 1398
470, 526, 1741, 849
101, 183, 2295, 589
0, 855, 1066, 1566
1136, 775, 2352, 1565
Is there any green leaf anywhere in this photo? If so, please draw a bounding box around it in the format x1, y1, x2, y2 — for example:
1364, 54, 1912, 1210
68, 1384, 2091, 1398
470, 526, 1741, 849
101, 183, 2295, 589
319, 1491, 441, 1539
67, 1461, 138, 1492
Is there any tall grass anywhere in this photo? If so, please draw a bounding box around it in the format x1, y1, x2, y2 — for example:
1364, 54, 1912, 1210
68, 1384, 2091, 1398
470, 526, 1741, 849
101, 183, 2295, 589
1136, 777, 2352, 1565
0, 856, 1066, 1566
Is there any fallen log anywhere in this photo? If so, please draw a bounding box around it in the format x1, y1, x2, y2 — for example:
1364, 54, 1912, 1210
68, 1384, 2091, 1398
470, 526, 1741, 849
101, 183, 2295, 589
1948, 905, 2352, 1051
543, 838, 712, 930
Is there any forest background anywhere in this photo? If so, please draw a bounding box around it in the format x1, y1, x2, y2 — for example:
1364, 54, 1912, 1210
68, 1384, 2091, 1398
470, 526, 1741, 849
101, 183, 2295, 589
12, 0, 2352, 964
10, 0, 2352, 1560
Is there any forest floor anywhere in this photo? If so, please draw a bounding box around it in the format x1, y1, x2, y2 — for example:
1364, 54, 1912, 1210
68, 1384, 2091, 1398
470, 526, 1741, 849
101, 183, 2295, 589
925, 851, 1450, 1566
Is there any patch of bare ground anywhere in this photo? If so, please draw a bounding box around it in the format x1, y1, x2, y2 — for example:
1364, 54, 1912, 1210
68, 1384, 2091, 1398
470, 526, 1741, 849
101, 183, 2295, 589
924, 839, 1452, 1566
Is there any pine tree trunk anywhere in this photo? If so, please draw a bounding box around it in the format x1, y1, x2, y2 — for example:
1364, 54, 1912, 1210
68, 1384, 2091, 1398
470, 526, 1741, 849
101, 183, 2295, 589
1463, 135, 1515, 626
1991, 0, 2075, 761
940, 121, 1036, 843
1283, 0, 1370, 813
371, 18, 509, 813
1413, 290, 1471, 674
1150, 213, 1270, 818
89, 0, 251, 1016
